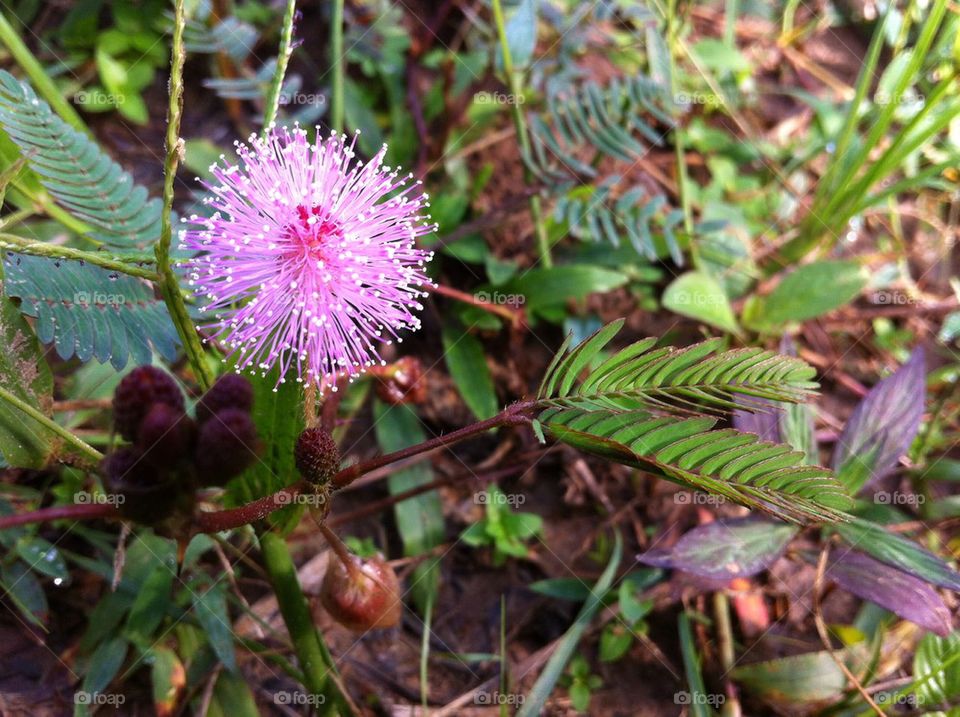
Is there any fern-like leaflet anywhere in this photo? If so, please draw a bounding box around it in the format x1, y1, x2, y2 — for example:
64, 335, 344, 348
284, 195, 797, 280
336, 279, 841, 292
0, 71, 163, 251
534, 320, 851, 523
525, 76, 693, 263
2, 254, 179, 369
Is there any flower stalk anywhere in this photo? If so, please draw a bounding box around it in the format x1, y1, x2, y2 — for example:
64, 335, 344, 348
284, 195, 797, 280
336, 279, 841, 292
156, 0, 214, 391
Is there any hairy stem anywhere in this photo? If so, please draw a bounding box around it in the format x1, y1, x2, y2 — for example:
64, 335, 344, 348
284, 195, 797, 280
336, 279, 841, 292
490, 0, 551, 268
156, 0, 214, 391
333, 400, 535, 488
259, 530, 339, 708
0, 502, 115, 531
0, 233, 159, 281
330, 0, 345, 133
262, 0, 298, 132
0, 386, 103, 464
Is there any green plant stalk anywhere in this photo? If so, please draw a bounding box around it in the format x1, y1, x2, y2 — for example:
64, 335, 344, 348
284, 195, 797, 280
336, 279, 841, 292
0, 13, 87, 133
0, 233, 159, 280
256, 8, 342, 714
0, 386, 102, 463
156, 0, 214, 391
262, 0, 297, 133
723, 0, 737, 49
491, 0, 552, 268
259, 530, 337, 707
666, 0, 695, 238
330, 0, 345, 133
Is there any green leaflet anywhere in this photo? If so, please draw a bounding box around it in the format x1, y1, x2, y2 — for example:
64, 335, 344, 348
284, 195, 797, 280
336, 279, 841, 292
525, 75, 688, 262
538, 318, 818, 412
0, 70, 163, 250
2, 254, 179, 370
535, 321, 851, 523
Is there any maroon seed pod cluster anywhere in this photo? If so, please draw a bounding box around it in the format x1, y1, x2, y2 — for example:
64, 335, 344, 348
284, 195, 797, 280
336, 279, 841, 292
294, 427, 340, 485
320, 552, 402, 632
105, 369, 258, 524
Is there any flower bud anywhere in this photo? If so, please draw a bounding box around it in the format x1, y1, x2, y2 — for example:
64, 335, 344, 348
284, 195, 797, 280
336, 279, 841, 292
372, 356, 427, 405
194, 408, 259, 486
294, 427, 340, 485
104, 447, 179, 524
137, 403, 195, 470
113, 366, 184, 441
195, 373, 254, 424
320, 553, 401, 632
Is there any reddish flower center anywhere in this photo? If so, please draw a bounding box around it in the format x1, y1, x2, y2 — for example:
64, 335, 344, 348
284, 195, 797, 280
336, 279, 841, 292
284, 204, 343, 261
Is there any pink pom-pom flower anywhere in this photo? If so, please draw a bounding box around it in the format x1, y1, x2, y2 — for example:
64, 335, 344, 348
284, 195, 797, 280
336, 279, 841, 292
181, 126, 435, 387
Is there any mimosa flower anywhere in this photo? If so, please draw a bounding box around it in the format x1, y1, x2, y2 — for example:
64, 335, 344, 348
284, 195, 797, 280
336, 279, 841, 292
182, 126, 435, 386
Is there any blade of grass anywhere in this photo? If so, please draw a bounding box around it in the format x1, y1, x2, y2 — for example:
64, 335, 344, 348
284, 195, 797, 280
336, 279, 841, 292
516, 532, 622, 717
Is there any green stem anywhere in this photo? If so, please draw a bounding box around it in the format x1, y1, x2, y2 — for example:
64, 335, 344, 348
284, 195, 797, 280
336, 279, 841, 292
262, 0, 297, 133
157, 0, 214, 391
0, 12, 87, 133
491, 0, 552, 268
666, 0, 695, 238
0, 233, 158, 280
0, 386, 102, 464
330, 0, 345, 133
259, 530, 339, 710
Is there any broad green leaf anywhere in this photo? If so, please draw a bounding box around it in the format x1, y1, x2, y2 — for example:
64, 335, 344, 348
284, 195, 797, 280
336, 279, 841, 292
226, 368, 303, 534
442, 320, 498, 420
192, 581, 236, 672
0, 290, 55, 467
733, 646, 871, 705
82, 636, 128, 697
0, 559, 48, 626
206, 672, 260, 717
662, 271, 740, 334
374, 400, 444, 613
745, 260, 867, 328
503, 0, 538, 67
124, 564, 174, 643
500, 266, 629, 313
14, 536, 69, 582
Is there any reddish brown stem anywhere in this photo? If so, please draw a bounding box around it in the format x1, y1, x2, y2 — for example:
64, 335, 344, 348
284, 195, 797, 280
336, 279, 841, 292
332, 400, 535, 489
429, 283, 525, 328
1, 402, 538, 536
0, 502, 118, 530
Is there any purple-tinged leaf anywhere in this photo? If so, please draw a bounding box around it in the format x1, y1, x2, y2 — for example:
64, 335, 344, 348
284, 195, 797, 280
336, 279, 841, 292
822, 549, 951, 636
638, 518, 796, 580
836, 517, 960, 591
832, 347, 925, 494
733, 398, 781, 442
